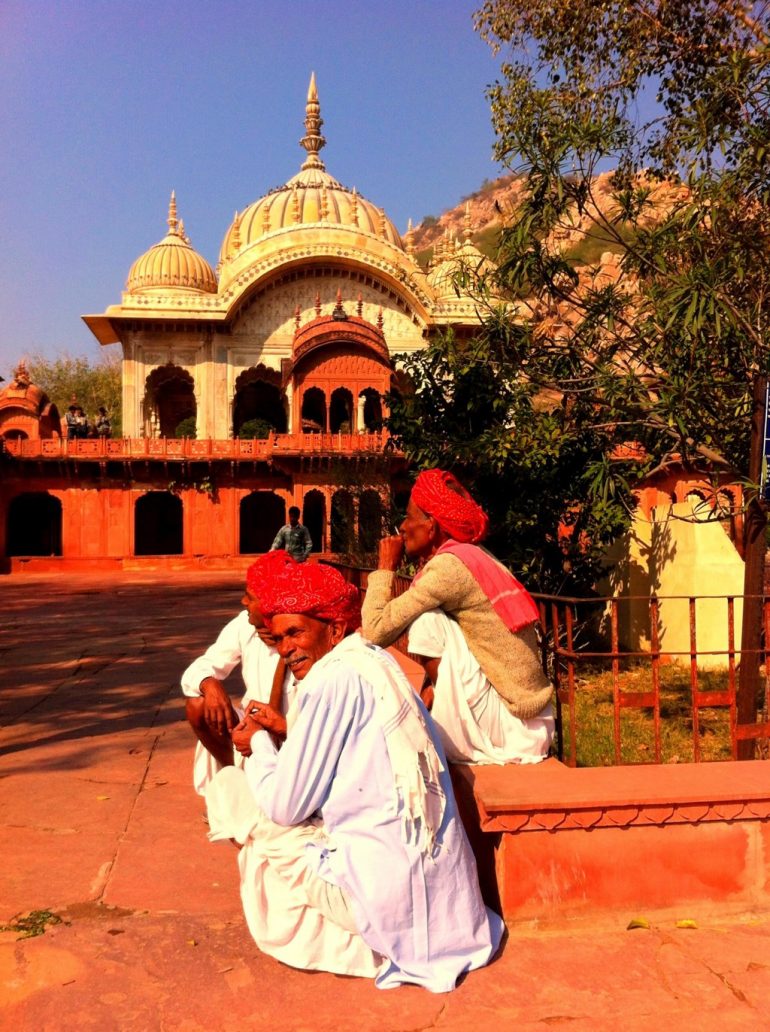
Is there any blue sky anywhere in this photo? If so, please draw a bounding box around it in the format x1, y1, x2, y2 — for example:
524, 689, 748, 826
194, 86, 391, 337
0, 0, 506, 379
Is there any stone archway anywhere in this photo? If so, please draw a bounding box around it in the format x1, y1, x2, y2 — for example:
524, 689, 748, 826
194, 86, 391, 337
135, 492, 183, 555
331, 489, 354, 553
359, 489, 383, 553
7, 492, 62, 556
302, 490, 325, 554
239, 492, 286, 554
144, 365, 196, 438
301, 387, 326, 432
358, 388, 382, 431
329, 387, 353, 433
233, 366, 287, 437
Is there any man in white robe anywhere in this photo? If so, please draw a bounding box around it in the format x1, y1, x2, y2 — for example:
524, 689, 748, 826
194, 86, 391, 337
204, 562, 503, 991
181, 551, 295, 794
408, 609, 554, 765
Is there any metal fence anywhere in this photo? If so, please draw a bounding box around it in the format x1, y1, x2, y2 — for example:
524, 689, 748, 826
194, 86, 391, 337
536, 593, 770, 766
331, 562, 770, 766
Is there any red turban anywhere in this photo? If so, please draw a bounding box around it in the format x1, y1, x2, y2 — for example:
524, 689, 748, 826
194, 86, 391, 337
259, 562, 362, 632
411, 469, 489, 544
246, 550, 297, 602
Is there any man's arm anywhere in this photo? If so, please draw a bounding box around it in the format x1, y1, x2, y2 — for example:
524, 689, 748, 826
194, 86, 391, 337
270, 526, 288, 551
245, 674, 356, 826
361, 556, 470, 647
180, 613, 246, 697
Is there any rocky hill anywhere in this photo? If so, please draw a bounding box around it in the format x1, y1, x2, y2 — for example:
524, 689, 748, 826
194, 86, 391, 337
409, 170, 685, 269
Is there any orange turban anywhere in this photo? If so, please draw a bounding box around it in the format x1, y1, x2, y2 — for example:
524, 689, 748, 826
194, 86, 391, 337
246, 549, 297, 602
259, 562, 362, 632
411, 469, 489, 544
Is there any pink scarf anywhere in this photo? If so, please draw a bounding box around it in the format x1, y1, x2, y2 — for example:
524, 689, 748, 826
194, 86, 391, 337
415, 540, 540, 633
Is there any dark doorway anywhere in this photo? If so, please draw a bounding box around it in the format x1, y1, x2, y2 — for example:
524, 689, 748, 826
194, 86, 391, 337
240, 492, 286, 554
7, 492, 62, 556
302, 490, 325, 553
301, 387, 326, 432
360, 388, 382, 431
331, 490, 354, 553
329, 387, 353, 433
145, 365, 196, 438
359, 490, 383, 553
233, 379, 287, 437
135, 492, 183, 555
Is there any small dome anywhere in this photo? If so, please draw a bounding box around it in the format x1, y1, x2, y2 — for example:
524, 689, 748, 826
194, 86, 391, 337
127, 193, 217, 294
427, 208, 492, 299
219, 74, 402, 267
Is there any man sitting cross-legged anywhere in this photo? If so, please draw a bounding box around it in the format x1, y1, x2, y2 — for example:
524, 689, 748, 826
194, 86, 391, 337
181, 550, 295, 795
204, 561, 503, 992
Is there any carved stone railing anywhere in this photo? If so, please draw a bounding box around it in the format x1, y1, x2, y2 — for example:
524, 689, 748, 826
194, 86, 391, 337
2, 431, 396, 460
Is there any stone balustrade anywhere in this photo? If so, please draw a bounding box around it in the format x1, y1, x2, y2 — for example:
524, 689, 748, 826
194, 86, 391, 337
2, 430, 395, 461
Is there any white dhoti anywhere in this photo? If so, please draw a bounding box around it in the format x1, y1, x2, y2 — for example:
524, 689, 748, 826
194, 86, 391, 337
408, 609, 554, 765
204, 766, 381, 978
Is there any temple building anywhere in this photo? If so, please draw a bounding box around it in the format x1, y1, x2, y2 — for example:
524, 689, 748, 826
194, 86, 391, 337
0, 76, 489, 570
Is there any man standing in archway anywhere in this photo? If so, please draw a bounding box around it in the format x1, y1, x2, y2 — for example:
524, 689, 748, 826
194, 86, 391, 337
270, 505, 312, 562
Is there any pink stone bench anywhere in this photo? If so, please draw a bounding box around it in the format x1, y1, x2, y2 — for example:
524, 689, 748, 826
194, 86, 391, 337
450, 757, 770, 924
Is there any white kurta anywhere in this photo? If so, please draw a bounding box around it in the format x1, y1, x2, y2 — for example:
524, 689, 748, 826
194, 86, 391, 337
241, 635, 503, 992
180, 610, 293, 794
408, 609, 554, 765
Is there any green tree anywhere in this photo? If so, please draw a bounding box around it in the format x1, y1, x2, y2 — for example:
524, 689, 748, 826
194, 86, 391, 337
389, 2, 769, 595
26, 350, 122, 435
389, 1, 769, 752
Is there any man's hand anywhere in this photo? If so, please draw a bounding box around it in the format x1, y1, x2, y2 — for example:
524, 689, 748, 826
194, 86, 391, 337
378, 535, 404, 572
200, 678, 237, 736
232, 715, 257, 756
248, 702, 287, 740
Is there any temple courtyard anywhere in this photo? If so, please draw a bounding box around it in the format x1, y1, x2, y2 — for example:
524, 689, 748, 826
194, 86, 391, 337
2, 571, 770, 1030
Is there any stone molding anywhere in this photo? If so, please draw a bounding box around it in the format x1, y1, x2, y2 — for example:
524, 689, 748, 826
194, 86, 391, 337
479, 797, 770, 833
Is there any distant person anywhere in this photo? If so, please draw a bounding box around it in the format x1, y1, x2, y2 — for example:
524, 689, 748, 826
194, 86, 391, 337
362, 468, 554, 765
65, 404, 79, 440
95, 407, 112, 438
270, 505, 312, 562
74, 406, 88, 438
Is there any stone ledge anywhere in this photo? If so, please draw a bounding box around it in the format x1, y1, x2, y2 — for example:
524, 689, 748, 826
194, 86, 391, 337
450, 758, 770, 922
452, 757, 770, 832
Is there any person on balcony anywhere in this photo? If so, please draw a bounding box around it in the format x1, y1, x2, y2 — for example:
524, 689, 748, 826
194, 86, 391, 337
205, 560, 503, 990
181, 551, 296, 795
270, 505, 312, 562
95, 407, 112, 438
361, 469, 554, 765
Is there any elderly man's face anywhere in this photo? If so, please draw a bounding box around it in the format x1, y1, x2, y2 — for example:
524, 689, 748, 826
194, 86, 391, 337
269, 614, 345, 680
399, 497, 438, 560
241, 589, 275, 645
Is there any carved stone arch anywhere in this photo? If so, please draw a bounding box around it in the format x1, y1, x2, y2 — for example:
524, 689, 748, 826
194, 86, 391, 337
359, 489, 383, 554
144, 363, 196, 438
233, 364, 287, 436
302, 489, 325, 553
7, 492, 62, 556
135, 492, 183, 555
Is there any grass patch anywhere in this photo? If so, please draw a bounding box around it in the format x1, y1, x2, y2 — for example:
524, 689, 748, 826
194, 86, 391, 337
1, 909, 64, 939
562, 663, 738, 766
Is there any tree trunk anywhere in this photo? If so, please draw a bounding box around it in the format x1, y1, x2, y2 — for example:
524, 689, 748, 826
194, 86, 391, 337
737, 374, 768, 760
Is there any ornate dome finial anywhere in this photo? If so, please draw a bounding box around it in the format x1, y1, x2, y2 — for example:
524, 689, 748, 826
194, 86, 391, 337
13, 360, 30, 388
405, 217, 415, 253
332, 288, 348, 320
167, 191, 179, 235
300, 72, 327, 171
231, 211, 241, 252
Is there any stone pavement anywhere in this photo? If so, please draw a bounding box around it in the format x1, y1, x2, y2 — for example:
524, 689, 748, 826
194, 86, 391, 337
1, 572, 770, 1031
